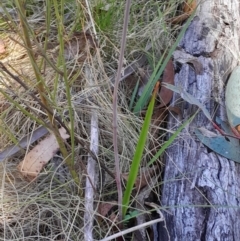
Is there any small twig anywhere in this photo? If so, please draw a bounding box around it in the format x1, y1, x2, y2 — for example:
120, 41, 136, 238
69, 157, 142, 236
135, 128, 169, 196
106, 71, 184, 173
145, 202, 170, 241
84, 113, 98, 241
112, 0, 132, 222
100, 216, 164, 241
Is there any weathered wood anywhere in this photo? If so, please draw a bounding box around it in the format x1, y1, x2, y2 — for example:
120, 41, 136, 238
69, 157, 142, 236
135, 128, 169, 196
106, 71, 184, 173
159, 1, 240, 240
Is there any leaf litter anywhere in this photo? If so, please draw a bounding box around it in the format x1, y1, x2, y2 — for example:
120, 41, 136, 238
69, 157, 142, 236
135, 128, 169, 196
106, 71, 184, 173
0, 38, 5, 54
17, 127, 69, 181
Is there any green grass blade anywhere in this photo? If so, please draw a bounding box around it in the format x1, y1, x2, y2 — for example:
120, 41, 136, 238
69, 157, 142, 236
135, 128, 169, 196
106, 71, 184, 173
129, 79, 139, 111
133, 10, 196, 114
122, 83, 159, 218
133, 54, 164, 114
147, 112, 197, 166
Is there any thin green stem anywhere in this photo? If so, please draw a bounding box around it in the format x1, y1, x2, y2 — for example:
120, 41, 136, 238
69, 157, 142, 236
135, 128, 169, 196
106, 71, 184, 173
52, 0, 76, 183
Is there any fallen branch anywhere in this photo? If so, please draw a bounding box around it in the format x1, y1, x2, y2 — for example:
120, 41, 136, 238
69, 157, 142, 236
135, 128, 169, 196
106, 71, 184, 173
84, 66, 99, 241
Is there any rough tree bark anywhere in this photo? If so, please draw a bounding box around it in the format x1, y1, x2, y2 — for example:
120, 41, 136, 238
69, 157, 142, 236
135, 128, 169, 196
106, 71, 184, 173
159, 1, 240, 240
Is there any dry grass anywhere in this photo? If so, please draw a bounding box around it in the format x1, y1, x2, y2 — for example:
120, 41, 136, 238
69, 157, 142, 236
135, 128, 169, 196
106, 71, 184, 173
0, 0, 184, 240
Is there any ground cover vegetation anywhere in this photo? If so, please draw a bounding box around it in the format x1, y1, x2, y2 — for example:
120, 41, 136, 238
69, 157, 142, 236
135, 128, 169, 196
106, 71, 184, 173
0, 0, 195, 240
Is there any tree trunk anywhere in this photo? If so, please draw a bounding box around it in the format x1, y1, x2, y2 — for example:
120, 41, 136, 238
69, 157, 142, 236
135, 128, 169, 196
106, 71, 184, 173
159, 1, 240, 240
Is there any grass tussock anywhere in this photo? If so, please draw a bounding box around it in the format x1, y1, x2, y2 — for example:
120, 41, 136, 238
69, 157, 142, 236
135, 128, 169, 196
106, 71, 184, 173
0, 0, 186, 239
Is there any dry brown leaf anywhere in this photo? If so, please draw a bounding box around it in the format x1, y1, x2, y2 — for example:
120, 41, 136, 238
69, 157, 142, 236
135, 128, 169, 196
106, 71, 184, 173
183, 0, 197, 14
187, 59, 203, 75
97, 201, 119, 226
17, 127, 69, 181
0, 39, 6, 54
158, 59, 174, 108
170, 0, 197, 24
98, 201, 118, 218
63, 31, 97, 63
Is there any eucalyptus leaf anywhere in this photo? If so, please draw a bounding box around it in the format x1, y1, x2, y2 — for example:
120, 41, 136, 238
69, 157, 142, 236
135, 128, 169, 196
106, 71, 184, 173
163, 83, 212, 121
195, 118, 240, 162
225, 66, 240, 127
